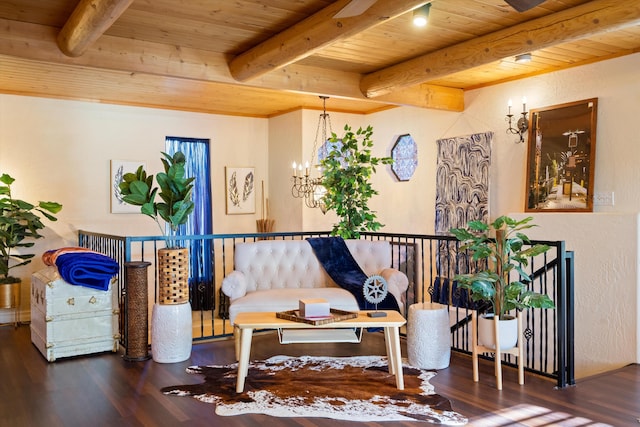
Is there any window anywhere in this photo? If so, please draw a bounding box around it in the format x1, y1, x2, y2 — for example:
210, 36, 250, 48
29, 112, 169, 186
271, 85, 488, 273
165, 137, 213, 310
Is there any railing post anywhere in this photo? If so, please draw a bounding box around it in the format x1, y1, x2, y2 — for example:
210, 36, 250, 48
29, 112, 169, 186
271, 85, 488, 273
565, 250, 576, 386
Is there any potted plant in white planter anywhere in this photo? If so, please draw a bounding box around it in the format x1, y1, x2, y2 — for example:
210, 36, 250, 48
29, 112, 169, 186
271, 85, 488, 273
118, 151, 195, 363
0, 173, 62, 324
450, 215, 555, 349
320, 124, 393, 239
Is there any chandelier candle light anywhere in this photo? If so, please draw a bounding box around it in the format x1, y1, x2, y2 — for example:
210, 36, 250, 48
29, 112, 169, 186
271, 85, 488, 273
291, 96, 331, 210
506, 97, 529, 143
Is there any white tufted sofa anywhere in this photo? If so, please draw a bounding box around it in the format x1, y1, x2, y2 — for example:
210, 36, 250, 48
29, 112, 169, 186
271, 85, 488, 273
221, 239, 409, 324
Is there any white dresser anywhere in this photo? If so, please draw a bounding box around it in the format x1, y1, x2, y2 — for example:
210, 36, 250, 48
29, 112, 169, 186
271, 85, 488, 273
30, 266, 120, 362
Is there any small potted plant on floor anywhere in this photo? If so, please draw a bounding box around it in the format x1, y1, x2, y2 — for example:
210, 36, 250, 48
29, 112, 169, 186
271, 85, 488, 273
0, 173, 62, 322
450, 215, 555, 348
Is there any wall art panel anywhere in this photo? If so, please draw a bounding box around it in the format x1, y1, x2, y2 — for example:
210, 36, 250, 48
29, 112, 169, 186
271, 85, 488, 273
434, 132, 492, 291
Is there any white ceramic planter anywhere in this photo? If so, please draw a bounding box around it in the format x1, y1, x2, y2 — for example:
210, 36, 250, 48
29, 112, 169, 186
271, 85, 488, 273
477, 313, 518, 350
151, 302, 193, 363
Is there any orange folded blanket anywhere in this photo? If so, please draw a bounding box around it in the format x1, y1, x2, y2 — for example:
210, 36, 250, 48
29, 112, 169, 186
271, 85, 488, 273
42, 247, 102, 266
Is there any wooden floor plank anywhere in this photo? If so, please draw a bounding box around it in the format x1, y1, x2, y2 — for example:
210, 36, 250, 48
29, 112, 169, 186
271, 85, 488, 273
0, 324, 638, 426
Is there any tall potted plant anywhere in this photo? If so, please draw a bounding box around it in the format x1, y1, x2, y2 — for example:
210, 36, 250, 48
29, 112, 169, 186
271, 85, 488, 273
320, 124, 393, 239
0, 173, 62, 323
450, 215, 555, 348
118, 151, 195, 363
118, 151, 194, 249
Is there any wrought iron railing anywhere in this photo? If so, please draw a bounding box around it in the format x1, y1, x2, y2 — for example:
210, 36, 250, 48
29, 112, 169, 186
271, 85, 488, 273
78, 230, 574, 387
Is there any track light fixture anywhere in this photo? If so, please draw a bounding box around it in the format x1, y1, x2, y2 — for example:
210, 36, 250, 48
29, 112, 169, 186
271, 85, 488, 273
413, 4, 431, 27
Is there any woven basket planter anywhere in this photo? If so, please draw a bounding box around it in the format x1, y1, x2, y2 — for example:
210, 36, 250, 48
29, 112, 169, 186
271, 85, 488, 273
157, 247, 189, 305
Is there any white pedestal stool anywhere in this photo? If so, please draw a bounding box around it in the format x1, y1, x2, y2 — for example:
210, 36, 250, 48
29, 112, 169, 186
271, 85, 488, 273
407, 302, 451, 369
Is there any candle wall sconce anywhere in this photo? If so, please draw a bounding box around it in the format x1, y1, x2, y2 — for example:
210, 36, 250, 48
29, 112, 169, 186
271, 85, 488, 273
506, 97, 529, 143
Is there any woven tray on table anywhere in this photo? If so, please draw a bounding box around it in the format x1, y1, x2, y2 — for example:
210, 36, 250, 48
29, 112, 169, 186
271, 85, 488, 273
276, 308, 357, 325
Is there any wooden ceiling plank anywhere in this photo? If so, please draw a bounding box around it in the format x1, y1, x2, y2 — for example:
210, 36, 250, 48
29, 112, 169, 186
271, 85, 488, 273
0, 17, 462, 112
361, 0, 640, 97
57, 0, 135, 57
228, 0, 428, 82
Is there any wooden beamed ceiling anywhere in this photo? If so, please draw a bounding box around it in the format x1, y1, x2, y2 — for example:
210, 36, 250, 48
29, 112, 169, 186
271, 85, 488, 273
0, 0, 639, 117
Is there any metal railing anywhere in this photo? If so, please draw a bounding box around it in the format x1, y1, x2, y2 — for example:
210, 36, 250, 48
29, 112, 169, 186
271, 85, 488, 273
78, 230, 574, 387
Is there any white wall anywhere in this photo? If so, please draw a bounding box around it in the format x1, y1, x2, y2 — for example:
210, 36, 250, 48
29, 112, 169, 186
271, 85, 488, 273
0, 95, 268, 320
462, 54, 640, 377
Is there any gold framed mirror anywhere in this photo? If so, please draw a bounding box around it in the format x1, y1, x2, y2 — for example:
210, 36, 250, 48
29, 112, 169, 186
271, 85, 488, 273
525, 98, 598, 212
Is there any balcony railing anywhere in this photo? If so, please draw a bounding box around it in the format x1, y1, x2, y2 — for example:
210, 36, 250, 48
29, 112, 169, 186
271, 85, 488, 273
78, 230, 574, 388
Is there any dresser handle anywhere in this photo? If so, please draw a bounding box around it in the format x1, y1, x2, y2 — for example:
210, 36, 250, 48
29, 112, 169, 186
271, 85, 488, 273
89, 296, 97, 304
67, 297, 75, 306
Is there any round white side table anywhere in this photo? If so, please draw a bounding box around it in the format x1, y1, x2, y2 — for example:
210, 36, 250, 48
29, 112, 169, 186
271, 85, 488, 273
151, 302, 192, 363
407, 302, 451, 369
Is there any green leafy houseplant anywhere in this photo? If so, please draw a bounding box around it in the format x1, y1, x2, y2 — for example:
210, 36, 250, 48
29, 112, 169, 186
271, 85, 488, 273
118, 151, 195, 248
320, 124, 393, 239
450, 215, 555, 320
0, 173, 62, 284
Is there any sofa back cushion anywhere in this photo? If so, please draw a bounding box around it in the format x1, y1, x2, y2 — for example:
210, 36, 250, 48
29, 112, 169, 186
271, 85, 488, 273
233, 239, 392, 293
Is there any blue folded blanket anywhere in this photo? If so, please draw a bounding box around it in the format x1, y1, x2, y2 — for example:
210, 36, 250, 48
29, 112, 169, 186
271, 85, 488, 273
54, 252, 119, 291
307, 237, 399, 312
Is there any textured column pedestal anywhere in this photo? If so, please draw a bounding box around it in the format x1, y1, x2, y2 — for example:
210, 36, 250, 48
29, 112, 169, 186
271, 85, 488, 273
123, 261, 151, 362
151, 302, 192, 363
407, 302, 451, 369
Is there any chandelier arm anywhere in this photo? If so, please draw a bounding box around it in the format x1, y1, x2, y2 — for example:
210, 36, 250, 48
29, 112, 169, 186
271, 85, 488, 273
291, 95, 331, 209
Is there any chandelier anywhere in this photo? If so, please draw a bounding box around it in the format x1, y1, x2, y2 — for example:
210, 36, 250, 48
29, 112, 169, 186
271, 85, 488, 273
291, 96, 331, 210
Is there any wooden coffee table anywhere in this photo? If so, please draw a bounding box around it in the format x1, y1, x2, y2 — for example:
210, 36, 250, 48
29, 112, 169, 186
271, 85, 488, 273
232, 310, 406, 393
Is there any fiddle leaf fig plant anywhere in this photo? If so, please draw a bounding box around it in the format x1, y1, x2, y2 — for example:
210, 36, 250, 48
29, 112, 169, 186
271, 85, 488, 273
450, 215, 555, 320
0, 173, 62, 284
118, 151, 194, 248
320, 124, 393, 239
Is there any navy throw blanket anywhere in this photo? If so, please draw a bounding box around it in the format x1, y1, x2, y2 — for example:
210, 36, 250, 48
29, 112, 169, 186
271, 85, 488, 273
307, 237, 399, 312
55, 252, 119, 291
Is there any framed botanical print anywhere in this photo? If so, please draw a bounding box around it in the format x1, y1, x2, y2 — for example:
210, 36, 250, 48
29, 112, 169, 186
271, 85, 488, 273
225, 167, 255, 214
110, 160, 145, 214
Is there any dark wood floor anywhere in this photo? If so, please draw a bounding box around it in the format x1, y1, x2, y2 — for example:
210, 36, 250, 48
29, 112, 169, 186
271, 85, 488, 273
1, 324, 638, 427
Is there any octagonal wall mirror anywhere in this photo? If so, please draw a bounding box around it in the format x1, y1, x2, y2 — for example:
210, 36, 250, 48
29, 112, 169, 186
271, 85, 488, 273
391, 134, 418, 182
525, 98, 598, 212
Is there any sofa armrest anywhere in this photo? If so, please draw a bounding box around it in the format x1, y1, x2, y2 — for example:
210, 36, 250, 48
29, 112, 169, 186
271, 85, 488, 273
221, 271, 247, 300
379, 268, 409, 310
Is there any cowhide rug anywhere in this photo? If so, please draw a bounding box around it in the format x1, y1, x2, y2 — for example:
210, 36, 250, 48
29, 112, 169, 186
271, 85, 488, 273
162, 355, 467, 424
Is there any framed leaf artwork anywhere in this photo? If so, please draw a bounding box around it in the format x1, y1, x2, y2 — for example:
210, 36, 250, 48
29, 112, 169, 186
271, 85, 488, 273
111, 159, 146, 214
225, 167, 255, 214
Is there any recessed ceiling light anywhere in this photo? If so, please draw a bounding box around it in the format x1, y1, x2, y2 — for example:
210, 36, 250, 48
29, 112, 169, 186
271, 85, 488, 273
413, 4, 431, 27
515, 53, 532, 63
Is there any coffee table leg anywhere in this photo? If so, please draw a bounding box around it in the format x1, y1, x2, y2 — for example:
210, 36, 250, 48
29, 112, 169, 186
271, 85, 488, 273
236, 327, 254, 393
386, 326, 404, 390
383, 327, 395, 375
233, 325, 240, 360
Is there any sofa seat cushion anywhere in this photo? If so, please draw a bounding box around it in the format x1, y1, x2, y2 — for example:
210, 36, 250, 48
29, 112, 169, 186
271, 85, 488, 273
228, 288, 360, 324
